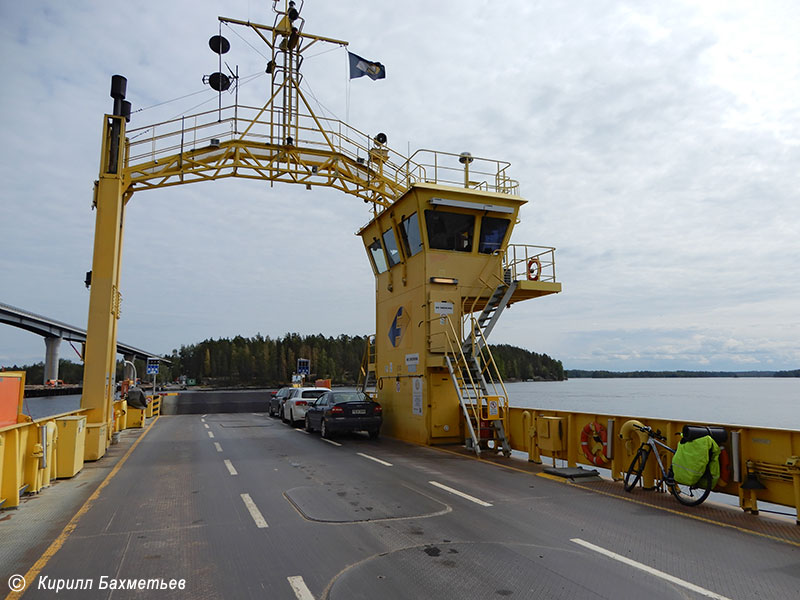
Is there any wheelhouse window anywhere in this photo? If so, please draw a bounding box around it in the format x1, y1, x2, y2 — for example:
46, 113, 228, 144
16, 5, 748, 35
367, 239, 388, 273
424, 210, 475, 252
478, 216, 510, 254
399, 212, 423, 257
382, 227, 402, 267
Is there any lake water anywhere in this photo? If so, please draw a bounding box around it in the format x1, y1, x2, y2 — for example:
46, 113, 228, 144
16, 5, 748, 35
22, 379, 799, 429
504, 378, 800, 430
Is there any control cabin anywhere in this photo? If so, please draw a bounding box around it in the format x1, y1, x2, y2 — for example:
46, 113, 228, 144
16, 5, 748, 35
358, 182, 560, 446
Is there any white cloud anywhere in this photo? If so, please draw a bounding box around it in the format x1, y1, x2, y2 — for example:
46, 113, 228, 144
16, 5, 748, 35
2, 1, 799, 372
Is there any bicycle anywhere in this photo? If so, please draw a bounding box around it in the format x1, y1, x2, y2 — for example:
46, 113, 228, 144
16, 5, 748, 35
623, 424, 713, 507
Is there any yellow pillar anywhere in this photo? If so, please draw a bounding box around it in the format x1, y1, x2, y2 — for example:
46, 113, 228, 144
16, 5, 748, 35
82, 114, 127, 461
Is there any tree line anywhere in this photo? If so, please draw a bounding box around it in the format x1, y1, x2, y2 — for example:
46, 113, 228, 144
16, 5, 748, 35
7, 333, 566, 386
566, 369, 800, 378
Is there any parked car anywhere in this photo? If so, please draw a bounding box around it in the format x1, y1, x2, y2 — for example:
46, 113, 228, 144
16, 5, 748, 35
282, 387, 329, 426
304, 390, 382, 439
269, 387, 292, 418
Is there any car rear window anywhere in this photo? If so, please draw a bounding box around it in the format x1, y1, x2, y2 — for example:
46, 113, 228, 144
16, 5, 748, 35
332, 392, 368, 404
301, 390, 326, 399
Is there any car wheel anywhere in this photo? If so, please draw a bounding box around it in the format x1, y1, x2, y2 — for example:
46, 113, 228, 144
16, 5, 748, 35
368, 429, 380, 440
304, 415, 313, 432
321, 419, 330, 439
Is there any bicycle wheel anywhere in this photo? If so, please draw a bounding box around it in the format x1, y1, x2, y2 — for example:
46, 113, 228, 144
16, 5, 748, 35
624, 447, 649, 492
669, 468, 713, 506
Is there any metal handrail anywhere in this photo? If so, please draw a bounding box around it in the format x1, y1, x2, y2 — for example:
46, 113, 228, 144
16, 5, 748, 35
504, 244, 557, 283
124, 104, 518, 195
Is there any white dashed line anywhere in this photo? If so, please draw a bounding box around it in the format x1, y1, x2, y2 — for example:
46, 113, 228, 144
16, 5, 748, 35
214, 442, 223, 452
429, 481, 492, 507
287, 576, 314, 600
241, 493, 268, 528
357, 452, 392, 467
321, 438, 342, 447
204, 423, 209, 429
201, 414, 207, 418
295, 429, 310, 435
570, 538, 732, 600
224, 459, 238, 476
208, 431, 215, 439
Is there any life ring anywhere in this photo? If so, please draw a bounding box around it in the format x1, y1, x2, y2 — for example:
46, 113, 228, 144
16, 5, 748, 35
527, 257, 541, 281
580, 421, 609, 466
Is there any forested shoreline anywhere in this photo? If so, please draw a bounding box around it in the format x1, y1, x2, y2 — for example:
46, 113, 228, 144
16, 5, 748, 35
11, 337, 796, 386
9, 333, 566, 386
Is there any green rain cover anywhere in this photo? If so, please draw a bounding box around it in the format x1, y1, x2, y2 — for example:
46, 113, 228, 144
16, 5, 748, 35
672, 435, 720, 487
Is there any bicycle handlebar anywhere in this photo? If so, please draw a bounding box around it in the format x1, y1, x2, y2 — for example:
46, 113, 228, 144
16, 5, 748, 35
632, 423, 666, 441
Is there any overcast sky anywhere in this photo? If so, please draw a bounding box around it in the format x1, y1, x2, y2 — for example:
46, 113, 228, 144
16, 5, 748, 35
2, 1, 799, 372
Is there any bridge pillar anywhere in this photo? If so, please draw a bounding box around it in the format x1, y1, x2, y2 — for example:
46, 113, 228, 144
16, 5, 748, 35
44, 336, 61, 384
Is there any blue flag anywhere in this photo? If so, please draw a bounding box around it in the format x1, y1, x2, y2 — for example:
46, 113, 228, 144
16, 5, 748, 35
348, 52, 386, 80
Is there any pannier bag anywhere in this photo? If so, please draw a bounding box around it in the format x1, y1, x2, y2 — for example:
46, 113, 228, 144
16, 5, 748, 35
672, 435, 721, 487
126, 387, 151, 410
681, 425, 727, 444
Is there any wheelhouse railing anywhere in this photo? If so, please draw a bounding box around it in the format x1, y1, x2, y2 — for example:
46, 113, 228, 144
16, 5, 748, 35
504, 244, 557, 283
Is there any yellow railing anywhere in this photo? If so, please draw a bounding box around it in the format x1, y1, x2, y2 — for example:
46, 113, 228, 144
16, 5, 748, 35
357, 335, 377, 399
461, 314, 510, 423
506, 407, 800, 518
504, 244, 557, 283
1, 397, 159, 510
442, 314, 510, 443
124, 104, 518, 200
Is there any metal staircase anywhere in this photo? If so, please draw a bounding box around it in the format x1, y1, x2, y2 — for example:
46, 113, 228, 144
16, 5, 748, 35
358, 335, 377, 400
444, 282, 515, 457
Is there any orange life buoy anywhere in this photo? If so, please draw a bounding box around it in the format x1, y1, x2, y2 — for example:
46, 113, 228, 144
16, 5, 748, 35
527, 257, 541, 281
580, 421, 609, 466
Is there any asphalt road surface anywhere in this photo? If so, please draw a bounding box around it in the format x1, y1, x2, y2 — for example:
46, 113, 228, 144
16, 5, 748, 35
8, 396, 799, 599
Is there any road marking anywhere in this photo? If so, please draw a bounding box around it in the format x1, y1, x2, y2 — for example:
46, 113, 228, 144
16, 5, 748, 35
357, 452, 392, 467
429, 481, 492, 507
570, 538, 732, 600
10, 417, 160, 600
204, 423, 209, 429
201, 418, 205, 423
201, 414, 207, 418
240, 493, 268, 528
321, 438, 342, 447
295, 429, 310, 435
287, 576, 314, 600
208, 431, 215, 439
214, 442, 223, 453
224, 459, 238, 476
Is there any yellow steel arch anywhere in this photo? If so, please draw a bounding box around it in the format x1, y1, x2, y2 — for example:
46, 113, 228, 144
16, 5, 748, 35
81, 5, 519, 459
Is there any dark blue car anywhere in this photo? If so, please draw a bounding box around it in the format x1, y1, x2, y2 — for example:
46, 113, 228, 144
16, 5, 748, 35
304, 390, 382, 439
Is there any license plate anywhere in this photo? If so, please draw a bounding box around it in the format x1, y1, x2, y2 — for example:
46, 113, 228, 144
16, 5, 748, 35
352, 409, 366, 415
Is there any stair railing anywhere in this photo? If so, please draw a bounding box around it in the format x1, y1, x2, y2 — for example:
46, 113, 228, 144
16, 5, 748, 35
442, 315, 483, 448
358, 334, 377, 399
467, 314, 510, 426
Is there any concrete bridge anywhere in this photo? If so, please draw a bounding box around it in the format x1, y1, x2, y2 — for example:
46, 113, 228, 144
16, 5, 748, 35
0, 301, 167, 383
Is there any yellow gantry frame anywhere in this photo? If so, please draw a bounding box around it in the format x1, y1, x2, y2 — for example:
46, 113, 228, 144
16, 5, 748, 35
82, 5, 477, 458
